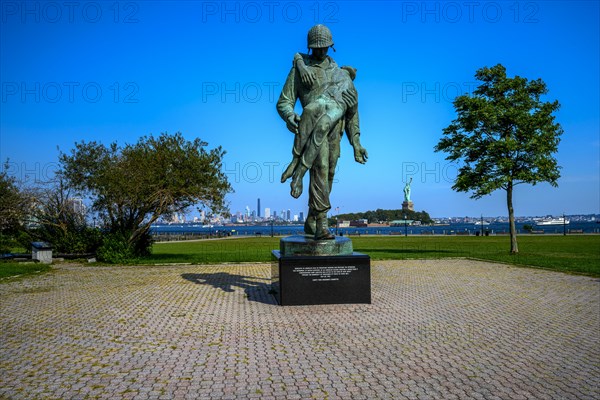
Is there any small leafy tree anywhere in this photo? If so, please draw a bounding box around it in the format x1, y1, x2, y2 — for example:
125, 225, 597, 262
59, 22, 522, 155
60, 132, 232, 258
0, 164, 30, 253
27, 177, 102, 254
435, 64, 563, 254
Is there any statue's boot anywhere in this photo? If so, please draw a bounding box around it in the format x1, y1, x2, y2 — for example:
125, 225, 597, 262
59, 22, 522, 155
314, 213, 335, 240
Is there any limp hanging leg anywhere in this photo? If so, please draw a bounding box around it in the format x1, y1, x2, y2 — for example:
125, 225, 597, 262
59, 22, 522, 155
289, 114, 333, 197
290, 163, 307, 198
281, 158, 298, 183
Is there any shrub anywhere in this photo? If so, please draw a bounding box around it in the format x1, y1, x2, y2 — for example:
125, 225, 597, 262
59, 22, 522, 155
96, 231, 152, 263
96, 233, 137, 264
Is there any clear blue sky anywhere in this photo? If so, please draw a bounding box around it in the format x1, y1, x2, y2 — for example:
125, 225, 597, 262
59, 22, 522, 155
1, 1, 598, 218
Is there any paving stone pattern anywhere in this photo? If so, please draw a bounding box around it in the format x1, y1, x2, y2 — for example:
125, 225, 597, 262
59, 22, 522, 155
1, 259, 599, 399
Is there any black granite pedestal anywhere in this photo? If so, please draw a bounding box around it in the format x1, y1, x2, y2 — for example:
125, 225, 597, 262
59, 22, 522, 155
271, 236, 371, 306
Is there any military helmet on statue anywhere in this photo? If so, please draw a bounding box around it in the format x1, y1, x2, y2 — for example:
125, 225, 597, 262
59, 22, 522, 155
307, 24, 334, 49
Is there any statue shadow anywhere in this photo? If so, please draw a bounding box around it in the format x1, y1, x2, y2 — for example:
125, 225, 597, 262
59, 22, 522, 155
181, 272, 276, 305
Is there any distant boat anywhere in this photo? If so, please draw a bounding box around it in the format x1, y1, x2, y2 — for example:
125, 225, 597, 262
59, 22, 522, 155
536, 217, 569, 226
202, 224, 214, 228
474, 221, 490, 226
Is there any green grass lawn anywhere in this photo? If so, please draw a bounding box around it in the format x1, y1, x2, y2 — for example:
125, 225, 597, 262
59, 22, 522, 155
148, 235, 600, 276
2, 235, 597, 280
0, 262, 52, 280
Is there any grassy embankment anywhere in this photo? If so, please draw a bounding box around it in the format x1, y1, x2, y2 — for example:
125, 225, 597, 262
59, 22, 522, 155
148, 235, 600, 276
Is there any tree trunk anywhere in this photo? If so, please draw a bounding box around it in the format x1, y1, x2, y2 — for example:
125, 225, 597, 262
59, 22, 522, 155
506, 182, 518, 254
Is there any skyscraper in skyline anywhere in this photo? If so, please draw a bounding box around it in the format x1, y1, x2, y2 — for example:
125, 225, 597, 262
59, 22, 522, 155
257, 198, 261, 217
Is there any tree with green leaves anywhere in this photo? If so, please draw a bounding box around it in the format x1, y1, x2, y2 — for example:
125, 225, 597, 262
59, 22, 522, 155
330, 208, 433, 225
27, 176, 102, 254
0, 164, 30, 252
435, 64, 563, 254
60, 132, 232, 258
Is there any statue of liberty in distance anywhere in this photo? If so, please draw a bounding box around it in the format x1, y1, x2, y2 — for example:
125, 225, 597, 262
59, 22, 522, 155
277, 24, 368, 240
404, 177, 412, 203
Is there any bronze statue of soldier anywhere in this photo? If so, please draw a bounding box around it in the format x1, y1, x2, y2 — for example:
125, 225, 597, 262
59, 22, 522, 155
277, 24, 368, 240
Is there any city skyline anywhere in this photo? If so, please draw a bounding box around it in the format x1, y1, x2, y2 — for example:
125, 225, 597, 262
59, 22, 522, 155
228, 196, 598, 222
1, 1, 598, 218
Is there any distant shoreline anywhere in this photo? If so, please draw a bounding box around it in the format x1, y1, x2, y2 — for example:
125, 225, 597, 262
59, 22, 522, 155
150, 221, 600, 240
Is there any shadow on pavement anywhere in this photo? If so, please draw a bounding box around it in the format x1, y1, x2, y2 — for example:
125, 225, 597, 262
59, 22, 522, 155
181, 272, 276, 305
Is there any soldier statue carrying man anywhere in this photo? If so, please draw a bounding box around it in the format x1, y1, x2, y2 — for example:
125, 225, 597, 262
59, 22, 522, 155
277, 24, 368, 240
277, 25, 367, 240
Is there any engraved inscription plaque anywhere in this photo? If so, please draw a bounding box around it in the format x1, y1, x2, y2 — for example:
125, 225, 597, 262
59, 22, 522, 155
271, 250, 371, 306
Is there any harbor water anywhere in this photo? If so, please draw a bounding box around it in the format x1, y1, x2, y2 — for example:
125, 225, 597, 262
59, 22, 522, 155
151, 221, 600, 240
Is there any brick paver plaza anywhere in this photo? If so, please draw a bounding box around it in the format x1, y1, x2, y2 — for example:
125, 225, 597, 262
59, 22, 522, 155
1, 259, 599, 399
